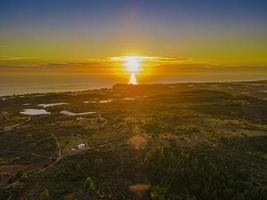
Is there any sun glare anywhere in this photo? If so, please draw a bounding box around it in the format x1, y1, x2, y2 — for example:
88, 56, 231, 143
112, 56, 146, 85
123, 56, 141, 73
111, 56, 157, 85
130, 73, 137, 85
123, 57, 141, 84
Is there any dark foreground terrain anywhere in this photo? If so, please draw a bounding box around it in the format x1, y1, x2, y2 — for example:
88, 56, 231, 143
0, 81, 267, 200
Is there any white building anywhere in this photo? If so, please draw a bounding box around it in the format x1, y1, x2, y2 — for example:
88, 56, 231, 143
77, 143, 86, 150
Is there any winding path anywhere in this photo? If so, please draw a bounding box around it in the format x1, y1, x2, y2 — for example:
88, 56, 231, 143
0, 117, 31, 133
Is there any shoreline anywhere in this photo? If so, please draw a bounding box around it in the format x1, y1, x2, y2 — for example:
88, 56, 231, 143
0, 79, 266, 98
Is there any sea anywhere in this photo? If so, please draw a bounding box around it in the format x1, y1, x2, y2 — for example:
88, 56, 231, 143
1, 73, 266, 97
0, 74, 121, 96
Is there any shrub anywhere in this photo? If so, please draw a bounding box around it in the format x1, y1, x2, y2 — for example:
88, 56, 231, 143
85, 177, 95, 191
40, 188, 49, 199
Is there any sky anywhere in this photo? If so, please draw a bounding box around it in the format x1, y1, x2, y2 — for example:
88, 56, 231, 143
0, 0, 267, 88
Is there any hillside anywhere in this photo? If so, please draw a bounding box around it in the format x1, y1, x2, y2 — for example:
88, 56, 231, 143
0, 81, 267, 200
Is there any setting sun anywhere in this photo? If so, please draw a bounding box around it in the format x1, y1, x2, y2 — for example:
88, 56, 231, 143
112, 56, 146, 84
123, 56, 141, 73
124, 57, 142, 84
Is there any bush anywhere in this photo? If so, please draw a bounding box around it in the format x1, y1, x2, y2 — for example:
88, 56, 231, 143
40, 188, 49, 199
85, 177, 95, 191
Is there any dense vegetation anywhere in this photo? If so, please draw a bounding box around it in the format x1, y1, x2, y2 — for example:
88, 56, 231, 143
143, 146, 267, 200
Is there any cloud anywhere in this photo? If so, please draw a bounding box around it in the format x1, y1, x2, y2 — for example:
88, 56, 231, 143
0, 55, 209, 67
0, 56, 35, 61
2, 55, 264, 76
109, 56, 209, 66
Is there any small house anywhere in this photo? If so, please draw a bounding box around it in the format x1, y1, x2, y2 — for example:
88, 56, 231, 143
78, 144, 86, 150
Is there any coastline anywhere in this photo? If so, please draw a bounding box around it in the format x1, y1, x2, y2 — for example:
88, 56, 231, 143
0, 79, 266, 97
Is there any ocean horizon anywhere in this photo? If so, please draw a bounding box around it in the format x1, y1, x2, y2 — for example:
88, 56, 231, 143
1, 74, 266, 97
